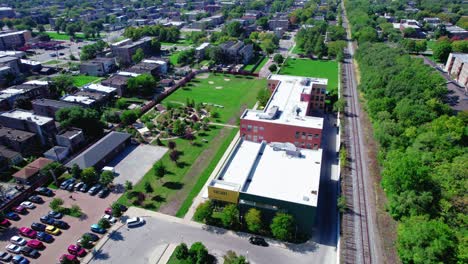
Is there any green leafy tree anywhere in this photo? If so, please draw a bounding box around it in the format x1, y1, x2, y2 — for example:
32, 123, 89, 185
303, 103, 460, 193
127, 74, 156, 96
150, 38, 161, 53
115, 98, 128, 109
121, 109, 140, 125
50, 198, 64, 211
125, 180, 133, 191
270, 213, 295, 241
71, 164, 81, 179
144, 181, 153, 193
111, 202, 124, 217
51, 75, 74, 98
100, 170, 114, 186
153, 161, 166, 183
193, 200, 213, 223
223, 250, 249, 264
132, 48, 145, 64
56, 107, 104, 138
257, 88, 271, 106
433, 39, 452, 63
225, 21, 243, 38
221, 204, 239, 228
70, 204, 82, 217
273, 54, 284, 64
172, 120, 185, 135
268, 64, 277, 72
245, 208, 262, 233
80, 233, 92, 249
256, 17, 268, 30
189, 242, 208, 264
98, 218, 110, 229
175, 243, 189, 260
81, 167, 99, 185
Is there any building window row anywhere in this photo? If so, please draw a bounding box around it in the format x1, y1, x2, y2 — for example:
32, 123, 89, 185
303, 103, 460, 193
295, 131, 320, 140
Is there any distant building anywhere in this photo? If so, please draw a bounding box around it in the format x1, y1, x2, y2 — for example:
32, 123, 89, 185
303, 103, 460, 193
195, 42, 210, 60
0, 7, 15, 19
0, 145, 23, 166
0, 109, 57, 145
445, 53, 468, 93
111, 37, 152, 65
82, 83, 117, 96
32, 99, 80, 118
0, 80, 49, 110
240, 75, 326, 149
0, 126, 38, 155
127, 59, 167, 76
66, 131, 131, 169
0, 55, 21, 87
55, 128, 85, 152
446, 25, 468, 39
398, 19, 424, 38
219, 41, 253, 64
12, 157, 53, 184
79, 57, 117, 77
100, 71, 139, 96
269, 16, 289, 31
0, 30, 32, 50
423, 17, 441, 27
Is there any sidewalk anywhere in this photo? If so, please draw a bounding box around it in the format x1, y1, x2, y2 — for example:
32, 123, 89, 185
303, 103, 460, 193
156, 243, 177, 264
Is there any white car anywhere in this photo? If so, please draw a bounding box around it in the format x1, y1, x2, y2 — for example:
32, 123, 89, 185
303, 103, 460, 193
5, 244, 21, 254
126, 217, 145, 228
20, 201, 35, 209
9, 236, 26, 246
102, 214, 117, 224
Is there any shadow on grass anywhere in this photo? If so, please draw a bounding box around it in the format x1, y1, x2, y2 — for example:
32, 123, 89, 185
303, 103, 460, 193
163, 181, 183, 190
176, 161, 190, 168
192, 142, 203, 147
151, 195, 166, 203
143, 203, 158, 210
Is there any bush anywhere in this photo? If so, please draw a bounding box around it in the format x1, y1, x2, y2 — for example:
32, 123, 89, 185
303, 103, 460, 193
80, 234, 93, 249
111, 202, 124, 217
270, 213, 295, 241
245, 208, 262, 233
189, 242, 208, 264
125, 180, 133, 191
268, 64, 277, 72
193, 200, 214, 223
70, 204, 82, 217
175, 243, 189, 260
50, 198, 64, 211
221, 204, 239, 229
98, 218, 110, 229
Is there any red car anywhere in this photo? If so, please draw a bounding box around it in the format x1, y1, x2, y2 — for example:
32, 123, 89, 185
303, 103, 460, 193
104, 208, 112, 215
67, 244, 86, 257
59, 254, 78, 263
0, 218, 11, 227
12, 206, 27, 214
19, 227, 37, 238
27, 239, 44, 249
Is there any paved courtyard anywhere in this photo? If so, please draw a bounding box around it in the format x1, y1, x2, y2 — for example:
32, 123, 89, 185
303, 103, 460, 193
108, 144, 168, 185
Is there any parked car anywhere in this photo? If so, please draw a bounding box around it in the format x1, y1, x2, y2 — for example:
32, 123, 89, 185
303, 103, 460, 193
48, 210, 63, 219
59, 254, 78, 263
248, 236, 268, 247
10, 236, 27, 246
5, 212, 20, 221
45, 225, 60, 236
26, 240, 44, 250
5, 244, 22, 254
35, 187, 53, 197
36, 232, 54, 243
31, 222, 46, 232
28, 195, 43, 204
0, 218, 11, 227
12, 206, 27, 214
11, 255, 29, 264
102, 214, 117, 224
19, 227, 36, 239
67, 244, 86, 257
60, 178, 75, 189
66, 183, 75, 191
19, 201, 35, 209
49, 53, 56, 57
104, 208, 112, 215
74, 182, 84, 191
0, 251, 12, 262
20, 246, 39, 258
53, 219, 69, 229
40, 215, 54, 225
90, 224, 106, 234
88, 184, 102, 195
126, 217, 145, 228
98, 188, 110, 198
79, 183, 88, 192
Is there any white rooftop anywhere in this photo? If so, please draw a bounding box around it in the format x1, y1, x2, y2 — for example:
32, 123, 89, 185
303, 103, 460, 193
196, 42, 210, 51
20, 59, 41, 66
24, 80, 48, 86
117, 71, 140, 77
61, 95, 95, 105
0, 30, 27, 38
1, 110, 52, 125
241, 74, 325, 129
213, 140, 322, 206
84, 83, 117, 94
142, 59, 166, 65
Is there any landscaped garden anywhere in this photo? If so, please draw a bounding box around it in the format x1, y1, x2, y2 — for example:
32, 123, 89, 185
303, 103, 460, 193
279, 58, 338, 94
117, 73, 264, 216
71, 75, 101, 87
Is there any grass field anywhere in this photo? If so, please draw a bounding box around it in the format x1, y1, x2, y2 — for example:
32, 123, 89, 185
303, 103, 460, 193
254, 56, 269, 73
44, 60, 62, 65
169, 51, 181, 65
280, 58, 339, 93
291, 45, 304, 54
71, 75, 101, 87
243, 54, 264, 72
161, 39, 193, 46
168, 74, 266, 123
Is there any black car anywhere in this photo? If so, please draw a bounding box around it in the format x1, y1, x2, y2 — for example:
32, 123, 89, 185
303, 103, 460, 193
53, 219, 69, 229
36, 231, 54, 243
249, 236, 268, 247
35, 187, 53, 197
83, 232, 99, 242
79, 183, 88, 192
40, 215, 55, 225
98, 188, 110, 198
31, 222, 46, 232
20, 246, 40, 258
88, 184, 102, 195
48, 211, 63, 219
118, 204, 128, 212
28, 195, 44, 204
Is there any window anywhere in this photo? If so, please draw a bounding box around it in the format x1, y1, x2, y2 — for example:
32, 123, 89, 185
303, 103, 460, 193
306, 143, 311, 149
308, 133, 313, 140
253, 126, 258, 132
259, 136, 264, 140
241, 124, 246, 128
301, 132, 306, 139
315, 96, 319, 100
294, 142, 299, 146
247, 125, 252, 131
259, 127, 264, 131
315, 134, 320, 138
295, 131, 300, 139
247, 135, 252, 140
253, 136, 258, 142
320, 96, 324, 101
313, 144, 318, 149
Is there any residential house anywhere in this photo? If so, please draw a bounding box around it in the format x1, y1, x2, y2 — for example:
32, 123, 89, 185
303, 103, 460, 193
111, 37, 152, 65
220, 41, 253, 64
79, 57, 117, 77
32, 99, 80, 118
0, 30, 32, 50
12, 157, 53, 184
0, 126, 38, 155
55, 128, 85, 152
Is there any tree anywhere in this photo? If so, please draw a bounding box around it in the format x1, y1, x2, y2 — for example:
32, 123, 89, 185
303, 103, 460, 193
169, 150, 180, 164
256, 17, 269, 30
121, 110, 139, 125
260, 38, 277, 54
56, 107, 104, 138
144, 181, 153, 193
168, 141, 176, 150
189, 242, 208, 264
225, 21, 243, 38
70, 204, 82, 217
397, 216, 456, 264
100, 170, 114, 186
132, 48, 145, 64
333, 98, 346, 112
71, 164, 81, 179
273, 54, 284, 64
403, 27, 416, 37
125, 180, 133, 191
153, 161, 166, 183
223, 250, 249, 264
51, 75, 74, 97
414, 40, 427, 54
270, 213, 295, 241
111, 202, 123, 217
193, 200, 213, 223
245, 208, 262, 233
80, 233, 92, 249
150, 38, 161, 53
268, 64, 277, 72
98, 218, 110, 229
221, 204, 239, 228
115, 98, 128, 109
172, 120, 185, 135
433, 39, 452, 63
50, 198, 64, 211
175, 243, 189, 260
177, 49, 196, 65
81, 167, 99, 185
127, 73, 156, 96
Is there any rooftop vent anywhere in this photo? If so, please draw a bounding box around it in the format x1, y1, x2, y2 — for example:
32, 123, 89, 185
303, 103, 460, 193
302, 196, 310, 201
257, 105, 279, 120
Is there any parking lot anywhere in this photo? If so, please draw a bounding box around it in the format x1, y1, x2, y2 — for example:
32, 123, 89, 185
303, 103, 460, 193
0, 189, 119, 264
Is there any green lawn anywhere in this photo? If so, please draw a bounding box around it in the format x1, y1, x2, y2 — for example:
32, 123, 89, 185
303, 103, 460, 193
71, 75, 101, 87
44, 31, 102, 41
427, 40, 436, 51
161, 39, 193, 46
291, 45, 304, 54
44, 60, 62, 65
169, 52, 181, 65
243, 54, 264, 72
167, 252, 191, 264
279, 58, 339, 93
168, 74, 266, 123
254, 56, 269, 73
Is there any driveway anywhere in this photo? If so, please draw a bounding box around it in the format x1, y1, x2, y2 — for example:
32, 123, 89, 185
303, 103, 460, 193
107, 144, 168, 186
0, 189, 119, 264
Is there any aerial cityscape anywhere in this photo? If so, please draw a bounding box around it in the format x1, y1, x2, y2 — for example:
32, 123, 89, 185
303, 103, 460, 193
0, 0, 466, 263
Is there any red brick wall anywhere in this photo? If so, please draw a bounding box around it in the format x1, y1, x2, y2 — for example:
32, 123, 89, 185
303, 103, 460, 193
240, 119, 322, 149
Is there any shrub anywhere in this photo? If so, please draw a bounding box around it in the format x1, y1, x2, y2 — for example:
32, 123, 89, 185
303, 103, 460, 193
70, 204, 82, 217
50, 198, 64, 211
193, 200, 213, 223
98, 218, 110, 229
175, 243, 189, 260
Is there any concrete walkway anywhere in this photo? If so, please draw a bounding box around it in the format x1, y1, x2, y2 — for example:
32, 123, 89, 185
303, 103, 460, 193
183, 132, 241, 221
208, 122, 239, 128
156, 243, 177, 264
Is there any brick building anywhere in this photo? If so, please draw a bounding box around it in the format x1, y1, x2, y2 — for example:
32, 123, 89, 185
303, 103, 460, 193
445, 53, 468, 93
32, 99, 80, 118
0, 30, 32, 50
0, 126, 38, 155
0, 80, 49, 110
110, 37, 152, 65
79, 57, 117, 77
240, 75, 326, 149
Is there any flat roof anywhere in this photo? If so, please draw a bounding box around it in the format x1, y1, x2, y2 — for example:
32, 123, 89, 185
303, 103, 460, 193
24, 80, 48, 86
142, 59, 166, 65
241, 74, 325, 129
118, 71, 140, 77
0, 110, 52, 126
61, 95, 95, 105
213, 140, 322, 206
0, 30, 27, 38
84, 83, 117, 94
451, 53, 468, 63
